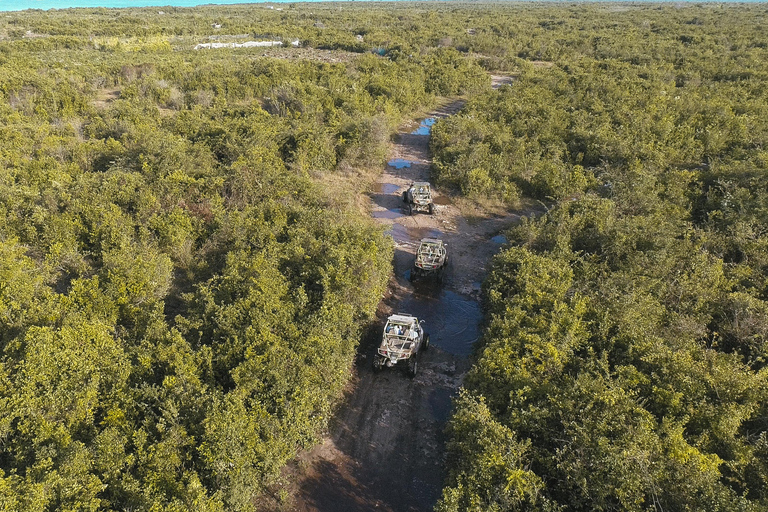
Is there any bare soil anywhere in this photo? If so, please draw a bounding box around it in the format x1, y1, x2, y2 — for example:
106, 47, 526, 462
280, 99, 535, 511
250, 47, 362, 63
93, 87, 120, 109
490, 74, 515, 88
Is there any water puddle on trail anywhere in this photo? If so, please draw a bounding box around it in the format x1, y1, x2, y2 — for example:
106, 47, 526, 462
397, 289, 481, 356
411, 117, 436, 136
385, 223, 410, 244
388, 158, 412, 169
372, 209, 405, 220
388, 224, 443, 247
378, 183, 401, 195
412, 227, 444, 240
491, 234, 508, 244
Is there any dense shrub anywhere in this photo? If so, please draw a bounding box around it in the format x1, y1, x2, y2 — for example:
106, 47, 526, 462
437, 5, 768, 511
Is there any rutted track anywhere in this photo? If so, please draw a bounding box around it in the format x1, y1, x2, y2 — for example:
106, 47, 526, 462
288, 99, 526, 511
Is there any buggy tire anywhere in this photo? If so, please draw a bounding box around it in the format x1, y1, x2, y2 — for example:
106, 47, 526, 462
409, 269, 415, 282
408, 357, 418, 378
428, 203, 434, 215
402, 191, 408, 203
407, 204, 413, 216
423, 334, 430, 351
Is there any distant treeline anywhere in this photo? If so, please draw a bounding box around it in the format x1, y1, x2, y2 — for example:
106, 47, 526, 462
432, 4, 768, 512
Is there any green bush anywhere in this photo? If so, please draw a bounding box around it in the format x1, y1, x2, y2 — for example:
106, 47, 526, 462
438, 4, 768, 511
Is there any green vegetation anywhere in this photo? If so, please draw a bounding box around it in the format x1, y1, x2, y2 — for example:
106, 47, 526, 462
433, 4, 768, 512
3, 2, 768, 510
0, 3, 493, 510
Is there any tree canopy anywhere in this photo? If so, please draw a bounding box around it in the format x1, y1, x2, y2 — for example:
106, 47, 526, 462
0, 3, 488, 509
434, 4, 768, 512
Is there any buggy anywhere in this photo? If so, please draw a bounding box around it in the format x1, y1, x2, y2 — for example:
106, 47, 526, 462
402, 182, 435, 215
373, 314, 429, 377
410, 238, 448, 282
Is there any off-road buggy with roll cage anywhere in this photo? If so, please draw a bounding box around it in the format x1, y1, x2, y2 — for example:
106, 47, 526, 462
402, 181, 435, 215
410, 237, 447, 282
372, 313, 429, 377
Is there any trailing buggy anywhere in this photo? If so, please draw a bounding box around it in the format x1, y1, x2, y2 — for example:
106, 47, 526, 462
402, 181, 435, 215
372, 314, 429, 377
410, 238, 448, 282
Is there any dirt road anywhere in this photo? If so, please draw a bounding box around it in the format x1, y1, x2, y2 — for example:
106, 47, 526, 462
286, 100, 526, 511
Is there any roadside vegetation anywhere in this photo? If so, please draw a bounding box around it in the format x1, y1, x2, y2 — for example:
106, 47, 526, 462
0, 4, 487, 510
432, 4, 768, 512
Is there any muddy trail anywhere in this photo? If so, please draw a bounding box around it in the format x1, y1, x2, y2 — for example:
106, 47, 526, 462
286, 99, 526, 511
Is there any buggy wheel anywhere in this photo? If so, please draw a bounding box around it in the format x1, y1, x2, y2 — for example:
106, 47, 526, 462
409, 268, 415, 282
428, 203, 434, 215
407, 204, 413, 216
373, 355, 383, 372
408, 357, 418, 378
402, 191, 408, 203
423, 334, 430, 351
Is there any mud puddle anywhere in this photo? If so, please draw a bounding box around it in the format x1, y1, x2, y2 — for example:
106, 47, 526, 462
388, 223, 444, 246
372, 209, 404, 220
396, 289, 481, 356
378, 183, 401, 194
410, 226, 444, 240
385, 224, 411, 244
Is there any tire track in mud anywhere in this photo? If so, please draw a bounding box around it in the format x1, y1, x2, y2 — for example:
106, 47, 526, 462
287, 99, 525, 511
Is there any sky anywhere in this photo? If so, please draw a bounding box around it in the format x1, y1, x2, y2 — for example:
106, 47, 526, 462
0, 0, 276, 11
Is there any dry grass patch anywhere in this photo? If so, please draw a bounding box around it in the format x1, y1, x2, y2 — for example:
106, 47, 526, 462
93, 87, 120, 109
